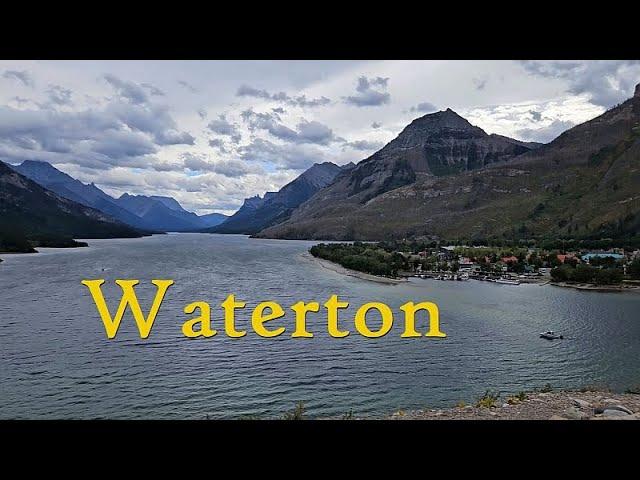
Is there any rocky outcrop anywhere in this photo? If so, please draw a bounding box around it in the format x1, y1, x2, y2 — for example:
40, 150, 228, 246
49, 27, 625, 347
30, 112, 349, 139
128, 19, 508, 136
387, 390, 640, 420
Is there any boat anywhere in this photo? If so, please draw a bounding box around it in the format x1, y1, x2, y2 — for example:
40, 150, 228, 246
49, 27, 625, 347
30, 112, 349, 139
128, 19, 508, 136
495, 277, 520, 285
540, 330, 563, 340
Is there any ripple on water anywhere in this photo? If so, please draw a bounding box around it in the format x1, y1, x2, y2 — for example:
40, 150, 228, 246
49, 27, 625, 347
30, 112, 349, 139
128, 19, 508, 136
1, 233, 640, 418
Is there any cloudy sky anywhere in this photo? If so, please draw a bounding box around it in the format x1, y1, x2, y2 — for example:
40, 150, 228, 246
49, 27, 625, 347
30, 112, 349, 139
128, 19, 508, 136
1, 60, 638, 215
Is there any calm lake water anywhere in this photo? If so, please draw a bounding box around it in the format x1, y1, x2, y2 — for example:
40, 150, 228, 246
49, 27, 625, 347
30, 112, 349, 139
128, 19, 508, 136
1, 233, 639, 419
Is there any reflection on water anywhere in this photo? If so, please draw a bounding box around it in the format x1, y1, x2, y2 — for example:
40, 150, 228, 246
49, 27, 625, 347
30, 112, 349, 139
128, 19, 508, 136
1, 233, 639, 419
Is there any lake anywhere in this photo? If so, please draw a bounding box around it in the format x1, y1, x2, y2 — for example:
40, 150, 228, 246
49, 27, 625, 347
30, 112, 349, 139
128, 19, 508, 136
1, 233, 639, 419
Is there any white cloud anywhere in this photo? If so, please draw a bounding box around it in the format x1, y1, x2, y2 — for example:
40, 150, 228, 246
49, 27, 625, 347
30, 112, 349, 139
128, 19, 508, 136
0, 59, 636, 215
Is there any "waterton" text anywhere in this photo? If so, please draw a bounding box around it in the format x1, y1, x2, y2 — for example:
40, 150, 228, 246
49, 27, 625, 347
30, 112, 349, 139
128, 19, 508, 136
81, 279, 446, 340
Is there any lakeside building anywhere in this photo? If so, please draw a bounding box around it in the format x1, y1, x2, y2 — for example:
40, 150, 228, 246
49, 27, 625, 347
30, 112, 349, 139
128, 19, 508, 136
437, 247, 455, 261
582, 252, 625, 263
459, 261, 481, 273
557, 253, 579, 264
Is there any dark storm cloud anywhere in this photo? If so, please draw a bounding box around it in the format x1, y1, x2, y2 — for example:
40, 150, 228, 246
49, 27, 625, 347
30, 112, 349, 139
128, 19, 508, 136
236, 84, 331, 108
371, 121, 382, 129
241, 109, 337, 145
519, 60, 640, 107
410, 101, 437, 113
343, 76, 390, 107
2, 70, 34, 87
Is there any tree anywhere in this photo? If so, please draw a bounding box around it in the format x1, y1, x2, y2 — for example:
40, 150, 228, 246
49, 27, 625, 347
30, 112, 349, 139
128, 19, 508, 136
595, 268, 623, 285
628, 259, 640, 280
551, 265, 571, 282
572, 264, 597, 283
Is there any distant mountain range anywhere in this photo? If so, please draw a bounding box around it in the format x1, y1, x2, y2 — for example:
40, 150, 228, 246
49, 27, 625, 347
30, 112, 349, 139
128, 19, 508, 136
4, 82, 639, 251
0, 161, 143, 252
208, 161, 353, 234
258, 83, 640, 243
11, 161, 227, 232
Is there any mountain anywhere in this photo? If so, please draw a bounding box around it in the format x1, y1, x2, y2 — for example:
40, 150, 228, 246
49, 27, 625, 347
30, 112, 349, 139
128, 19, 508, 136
258, 86, 640, 243
148, 195, 190, 214
12, 160, 148, 229
11, 161, 228, 232
0, 161, 143, 252
209, 162, 352, 234
197, 212, 229, 228
116, 193, 203, 232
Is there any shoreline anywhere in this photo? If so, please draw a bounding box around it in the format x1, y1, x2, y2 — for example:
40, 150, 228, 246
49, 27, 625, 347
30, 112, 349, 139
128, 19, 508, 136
385, 389, 640, 420
301, 252, 407, 285
550, 281, 640, 293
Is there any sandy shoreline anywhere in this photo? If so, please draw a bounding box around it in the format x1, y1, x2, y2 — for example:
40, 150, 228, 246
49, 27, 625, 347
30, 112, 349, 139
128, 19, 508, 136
301, 252, 407, 285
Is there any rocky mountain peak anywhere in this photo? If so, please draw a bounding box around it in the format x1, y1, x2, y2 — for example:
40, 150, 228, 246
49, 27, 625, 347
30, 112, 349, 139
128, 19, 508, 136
242, 195, 264, 210
635, 82, 640, 98
300, 161, 343, 187
13, 160, 74, 184
410, 108, 480, 132
21, 160, 57, 170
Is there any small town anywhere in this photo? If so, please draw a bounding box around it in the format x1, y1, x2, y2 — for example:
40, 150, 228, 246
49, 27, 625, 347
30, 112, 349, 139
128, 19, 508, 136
309, 242, 640, 288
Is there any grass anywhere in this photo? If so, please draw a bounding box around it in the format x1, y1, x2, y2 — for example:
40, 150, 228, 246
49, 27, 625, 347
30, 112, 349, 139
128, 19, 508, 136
475, 390, 500, 408
507, 391, 528, 405
283, 401, 306, 420
341, 409, 354, 420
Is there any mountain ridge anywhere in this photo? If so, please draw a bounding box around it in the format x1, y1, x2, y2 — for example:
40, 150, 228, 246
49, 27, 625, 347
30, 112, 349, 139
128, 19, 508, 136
209, 161, 351, 235
0, 161, 143, 252
258, 86, 640, 242
11, 161, 228, 232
